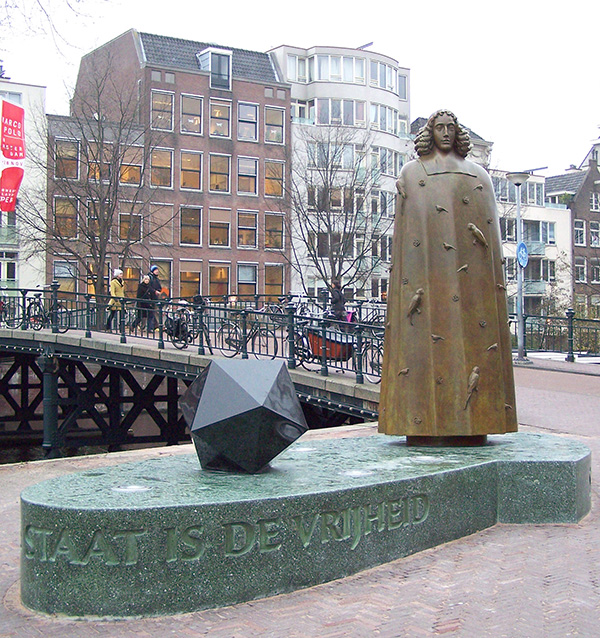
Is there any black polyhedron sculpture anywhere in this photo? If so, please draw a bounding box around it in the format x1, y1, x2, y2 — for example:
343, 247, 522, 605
180, 359, 308, 473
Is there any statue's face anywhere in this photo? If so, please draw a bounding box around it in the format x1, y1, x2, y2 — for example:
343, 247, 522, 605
432, 113, 456, 153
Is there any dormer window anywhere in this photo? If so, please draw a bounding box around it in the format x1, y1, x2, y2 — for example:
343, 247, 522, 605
197, 48, 232, 90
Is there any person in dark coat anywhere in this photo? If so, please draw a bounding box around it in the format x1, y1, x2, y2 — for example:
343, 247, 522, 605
147, 265, 162, 330
132, 275, 153, 330
330, 279, 346, 321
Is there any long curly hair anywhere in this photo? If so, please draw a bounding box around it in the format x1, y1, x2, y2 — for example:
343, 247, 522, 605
414, 109, 471, 158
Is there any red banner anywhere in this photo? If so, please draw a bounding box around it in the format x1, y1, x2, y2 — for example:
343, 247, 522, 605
0, 100, 26, 212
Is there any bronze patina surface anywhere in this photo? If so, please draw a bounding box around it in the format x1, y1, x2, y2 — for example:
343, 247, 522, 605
379, 110, 517, 439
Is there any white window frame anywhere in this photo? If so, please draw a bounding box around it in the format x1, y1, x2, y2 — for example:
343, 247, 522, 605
150, 90, 174, 132
180, 94, 203, 136
574, 219, 586, 246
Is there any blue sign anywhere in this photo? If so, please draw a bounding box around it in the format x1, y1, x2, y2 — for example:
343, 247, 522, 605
516, 242, 529, 269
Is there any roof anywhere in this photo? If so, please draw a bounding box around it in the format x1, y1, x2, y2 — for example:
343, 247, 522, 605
544, 171, 587, 195
138, 32, 280, 84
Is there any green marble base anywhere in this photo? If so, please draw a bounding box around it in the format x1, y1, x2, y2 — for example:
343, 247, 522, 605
20, 432, 591, 618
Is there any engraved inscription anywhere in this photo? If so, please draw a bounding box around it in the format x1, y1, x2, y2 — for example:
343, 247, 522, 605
23, 494, 431, 567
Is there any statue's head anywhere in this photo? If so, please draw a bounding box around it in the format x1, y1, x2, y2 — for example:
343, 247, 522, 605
414, 110, 471, 158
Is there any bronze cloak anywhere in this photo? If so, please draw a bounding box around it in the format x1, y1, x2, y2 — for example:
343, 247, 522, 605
378, 157, 517, 436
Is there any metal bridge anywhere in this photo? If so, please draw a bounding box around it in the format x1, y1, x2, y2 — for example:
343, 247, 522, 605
0, 328, 380, 457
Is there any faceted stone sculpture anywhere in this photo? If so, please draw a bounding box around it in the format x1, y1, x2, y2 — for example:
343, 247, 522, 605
181, 359, 308, 473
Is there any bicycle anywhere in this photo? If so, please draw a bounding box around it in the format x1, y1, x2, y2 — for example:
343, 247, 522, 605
26, 293, 70, 333
216, 312, 278, 359
0, 296, 24, 328
165, 303, 214, 352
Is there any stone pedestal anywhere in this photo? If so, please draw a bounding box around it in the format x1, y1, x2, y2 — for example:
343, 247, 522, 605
21, 432, 591, 618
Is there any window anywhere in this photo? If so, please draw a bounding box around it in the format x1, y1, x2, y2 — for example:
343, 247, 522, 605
541, 259, 556, 282
500, 218, 516, 242
575, 256, 586, 283
198, 49, 232, 89
86, 199, 100, 236
180, 151, 202, 190
151, 91, 173, 130
209, 209, 230, 247
505, 257, 516, 281
209, 263, 230, 297
165, 72, 175, 84
238, 211, 257, 247
523, 220, 540, 243
55, 140, 78, 179
181, 95, 203, 134
527, 182, 545, 206
87, 142, 112, 181
180, 262, 202, 299
591, 221, 600, 247
238, 103, 258, 141
120, 146, 143, 185
265, 161, 284, 197
209, 154, 230, 192
398, 74, 407, 100
210, 52, 231, 89
265, 107, 284, 143
590, 192, 600, 212
238, 263, 257, 297
151, 70, 161, 82
0, 252, 17, 286
541, 221, 556, 245
122, 263, 142, 299
54, 261, 77, 294
574, 219, 586, 246
237, 157, 258, 195
150, 204, 174, 245
180, 207, 202, 245
119, 203, 142, 242
265, 214, 284, 249
591, 259, 600, 283
265, 264, 283, 300
150, 149, 173, 187
54, 199, 77, 238
287, 54, 307, 83
210, 100, 231, 137
381, 235, 392, 262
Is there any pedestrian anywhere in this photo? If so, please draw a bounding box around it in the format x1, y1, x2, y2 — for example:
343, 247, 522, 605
106, 268, 124, 330
132, 275, 153, 330
147, 265, 162, 331
330, 279, 346, 322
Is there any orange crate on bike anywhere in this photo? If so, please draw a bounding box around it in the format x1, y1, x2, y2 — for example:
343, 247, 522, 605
305, 327, 354, 362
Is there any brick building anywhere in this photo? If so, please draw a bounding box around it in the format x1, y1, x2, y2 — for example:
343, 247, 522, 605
48, 29, 291, 300
546, 159, 600, 315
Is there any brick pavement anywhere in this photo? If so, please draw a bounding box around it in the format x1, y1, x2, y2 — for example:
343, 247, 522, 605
1, 360, 599, 637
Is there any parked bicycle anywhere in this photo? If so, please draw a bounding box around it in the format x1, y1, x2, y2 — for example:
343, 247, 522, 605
0, 296, 23, 328
164, 301, 213, 352
216, 311, 278, 359
26, 292, 71, 333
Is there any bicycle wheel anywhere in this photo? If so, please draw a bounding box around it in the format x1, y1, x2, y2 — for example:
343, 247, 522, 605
293, 332, 313, 369
27, 302, 45, 330
171, 320, 190, 349
252, 327, 278, 359
5, 301, 23, 328
201, 323, 214, 355
216, 322, 242, 357
53, 303, 71, 333
362, 344, 383, 384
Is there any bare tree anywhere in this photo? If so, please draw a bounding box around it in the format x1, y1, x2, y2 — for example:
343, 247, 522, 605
283, 124, 395, 297
16, 53, 174, 301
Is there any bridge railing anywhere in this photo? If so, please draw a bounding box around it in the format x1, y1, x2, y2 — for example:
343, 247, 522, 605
5, 284, 598, 376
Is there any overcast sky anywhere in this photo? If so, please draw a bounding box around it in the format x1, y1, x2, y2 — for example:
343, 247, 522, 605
3, 0, 598, 177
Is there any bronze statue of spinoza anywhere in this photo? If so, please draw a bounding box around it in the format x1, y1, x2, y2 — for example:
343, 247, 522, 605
378, 110, 517, 446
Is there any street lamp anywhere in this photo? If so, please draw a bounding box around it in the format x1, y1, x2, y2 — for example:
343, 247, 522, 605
506, 171, 530, 362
